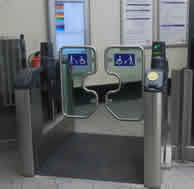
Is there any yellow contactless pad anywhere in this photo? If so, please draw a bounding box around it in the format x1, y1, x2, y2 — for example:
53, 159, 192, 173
147, 72, 159, 81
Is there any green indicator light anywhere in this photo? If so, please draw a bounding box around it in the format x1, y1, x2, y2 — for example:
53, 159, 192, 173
154, 44, 160, 49
153, 52, 161, 55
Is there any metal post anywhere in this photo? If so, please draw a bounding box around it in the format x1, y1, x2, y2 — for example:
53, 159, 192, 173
161, 80, 172, 168
171, 69, 193, 162
181, 69, 193, 162
171, 70, 182, 153
144, 92, 162, 189
15, 89, 35, 177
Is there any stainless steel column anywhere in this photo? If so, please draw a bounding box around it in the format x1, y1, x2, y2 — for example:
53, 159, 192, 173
161, 80, 172, 168
171, 70, 182, 149
15, 89, 35, 177
181, 69, 193, 161
171, 69, 193, 162
144, 92, 162, 189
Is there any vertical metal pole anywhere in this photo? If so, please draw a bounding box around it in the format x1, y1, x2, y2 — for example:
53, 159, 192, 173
181, 69, 193, 162
171, 69, 193, 162
171, 70, 182, 160
0, 39, 6, 106
161, 79, 172, 168
15, 89, 35, 177
144, 92, 162, 189
152, 0, 160, 41
5, 39, 12, 105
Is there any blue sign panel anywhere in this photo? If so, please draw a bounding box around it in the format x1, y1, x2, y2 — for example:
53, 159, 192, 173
114, 54, 136, 66
68, 54, 88, 66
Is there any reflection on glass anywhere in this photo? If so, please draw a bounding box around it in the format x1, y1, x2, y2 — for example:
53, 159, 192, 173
105, 47, 144, 121
60, 47, 97, 118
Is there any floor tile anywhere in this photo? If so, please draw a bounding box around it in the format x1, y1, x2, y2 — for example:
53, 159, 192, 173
58, 179, 93, 189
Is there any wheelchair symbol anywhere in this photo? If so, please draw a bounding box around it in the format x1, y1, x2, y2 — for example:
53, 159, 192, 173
80, 56, 86, 65
115, 55, 135, 66
115, 56, 123, 65
69, 54, 87, 66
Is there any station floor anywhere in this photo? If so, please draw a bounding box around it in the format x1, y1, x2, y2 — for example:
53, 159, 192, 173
1, 104, 194, 189
38, 134, 144, 183
1, 147, 194, 189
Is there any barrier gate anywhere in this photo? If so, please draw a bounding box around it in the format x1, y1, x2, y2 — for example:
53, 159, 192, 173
16, 44, 172, 188
104, 46, 144, 121
16, 46, 99, 176
103, 45, 171, 189
59, 46, 98, 119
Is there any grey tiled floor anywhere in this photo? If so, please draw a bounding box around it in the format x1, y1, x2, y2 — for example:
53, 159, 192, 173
1, 149, 194, 189
1, 98, 193, 188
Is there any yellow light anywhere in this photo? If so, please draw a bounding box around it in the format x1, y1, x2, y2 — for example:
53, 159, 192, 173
147, 72, 159, 81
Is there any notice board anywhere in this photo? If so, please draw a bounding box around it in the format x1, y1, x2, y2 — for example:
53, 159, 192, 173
121, 0, 153, 46
159, 0, 188, 45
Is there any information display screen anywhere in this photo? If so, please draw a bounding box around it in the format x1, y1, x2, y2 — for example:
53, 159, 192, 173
56, 1, 85, 52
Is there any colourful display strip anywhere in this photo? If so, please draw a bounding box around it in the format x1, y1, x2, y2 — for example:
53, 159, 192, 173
56, 16, 64, 19
56, 5, 64, 9
56, 21, 64, 25
56, 15, 64, 19
56, 12, 64, 16
56, 9, 64, 12
56, 3, 65, 32
56, 25, 65, 32
56, 18, 64, 22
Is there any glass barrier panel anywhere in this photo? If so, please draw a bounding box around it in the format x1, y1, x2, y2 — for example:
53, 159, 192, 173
104, 46, 144, 121
60, 47, 98, 118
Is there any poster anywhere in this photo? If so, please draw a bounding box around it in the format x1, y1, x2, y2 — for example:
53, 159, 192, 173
122, 0, 153, 46
160, 0, 188, 44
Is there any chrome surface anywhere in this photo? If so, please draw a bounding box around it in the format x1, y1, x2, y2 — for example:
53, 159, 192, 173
171, 69, 193, 162
171, 70, 182, 146
144, 92, 162, 189
181, 69, 193, 161
15, 89, 34, 177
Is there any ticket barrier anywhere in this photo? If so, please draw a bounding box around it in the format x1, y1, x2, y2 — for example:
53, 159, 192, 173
0, 35, 27, 141
15, 42, 64, 176
144, 42, 169, 189
104, 42, 169, 189
15, 44, 98, 176
16, 42, 173, 188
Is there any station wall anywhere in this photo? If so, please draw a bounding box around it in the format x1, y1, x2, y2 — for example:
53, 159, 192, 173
0, 0, 187, 86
